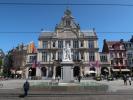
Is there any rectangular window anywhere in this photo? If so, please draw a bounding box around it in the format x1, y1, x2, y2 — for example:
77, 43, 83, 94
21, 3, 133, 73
80, 41, 84, 47
111, 60, 113, 65
58, 51, 62, 61
100, 55, 107, 62
88, 41, 94, 48
43, 41, 48, 48
53, 41, 56, 47
89, 52, 95, 61
58, 40, 63, 48
125, 60, 127, 65
73, 40, 79, 48
42, 52, 47, 62
80, 52, 84, 60
119, 53, 122, 58
66, 41, 71, 46
29, 56, 36, 63
73, 51, 79, 61
120, 59, 123, 65
52, 53, 55, 60
116, 60, 118, 65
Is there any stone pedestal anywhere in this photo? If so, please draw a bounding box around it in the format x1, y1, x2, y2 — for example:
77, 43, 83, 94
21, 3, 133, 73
61, 61, 74, 83
25, 67, 29, 79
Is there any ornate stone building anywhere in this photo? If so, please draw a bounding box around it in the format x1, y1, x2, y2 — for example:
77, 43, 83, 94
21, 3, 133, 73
123, 36, 133, 74
26, 9, 100, 79
11, 43, 27, 78
102, 39, 130, 77
25, 41, 37, 79
99, 52, 110, 77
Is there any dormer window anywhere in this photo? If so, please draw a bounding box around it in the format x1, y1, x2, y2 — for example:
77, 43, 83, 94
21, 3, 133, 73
66, 20, 71, 26
53, 41, 56, 47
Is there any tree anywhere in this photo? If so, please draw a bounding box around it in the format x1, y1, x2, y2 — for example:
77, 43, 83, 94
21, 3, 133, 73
0, 58, 2, 69
0, 58, 2, 75
3, 50, 13, 77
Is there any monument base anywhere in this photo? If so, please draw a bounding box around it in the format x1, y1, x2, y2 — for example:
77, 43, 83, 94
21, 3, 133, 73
61, 61, 74, 83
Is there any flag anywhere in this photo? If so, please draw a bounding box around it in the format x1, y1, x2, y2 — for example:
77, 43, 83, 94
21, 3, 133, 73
95, 61, 100, 68
37, 61, 41, 68
32, 57, 37, 68
89, 62, 93, 67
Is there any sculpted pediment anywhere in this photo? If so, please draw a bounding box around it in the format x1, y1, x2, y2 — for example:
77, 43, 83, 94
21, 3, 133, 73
57, 31, 78, 38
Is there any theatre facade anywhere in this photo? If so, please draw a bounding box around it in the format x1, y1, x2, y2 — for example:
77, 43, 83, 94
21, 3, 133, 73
25, 9, 100, 79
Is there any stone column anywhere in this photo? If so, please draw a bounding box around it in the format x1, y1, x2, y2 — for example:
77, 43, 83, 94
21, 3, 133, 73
63, 40, 65, 47
61, 67, 63, 80
56, 51, 58, 60
46, 67, 49, 78
80, 66, 83, 77
108, 67, 111, 76
71, 40, 73, 48
84, 52, 87, 61
25, 67, 29, 79
52, 66, 56, 79
71, 66, 74, 80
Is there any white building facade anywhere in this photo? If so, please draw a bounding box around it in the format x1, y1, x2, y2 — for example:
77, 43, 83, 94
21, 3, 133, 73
26, 9, 100, 79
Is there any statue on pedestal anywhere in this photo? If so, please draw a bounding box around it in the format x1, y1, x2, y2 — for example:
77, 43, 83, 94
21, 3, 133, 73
63, 43, 72, 61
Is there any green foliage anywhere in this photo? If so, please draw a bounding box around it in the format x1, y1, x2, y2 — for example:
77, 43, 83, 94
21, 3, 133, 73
0, 59, 2, 68
2, 51, 14, 77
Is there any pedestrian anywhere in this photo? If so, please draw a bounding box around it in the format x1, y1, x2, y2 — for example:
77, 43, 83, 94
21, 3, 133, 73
123, 75, 127, 85
78, 76, 81, 83
23, 80, 30, 97
128, 76, 132, 85
57, 76, 60, 83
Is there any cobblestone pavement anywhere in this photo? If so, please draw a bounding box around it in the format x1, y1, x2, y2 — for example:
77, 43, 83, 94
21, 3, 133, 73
1, 92, 133, 100
0, 79, 133, 100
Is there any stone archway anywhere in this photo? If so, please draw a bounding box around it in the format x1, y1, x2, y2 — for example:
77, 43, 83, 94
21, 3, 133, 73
89, 67, 96, 77
101, 67, 109, 76
29, 67, 36, 76
73, 66, 80, 77
56, 66, 61, 77
41, 67, 47, 77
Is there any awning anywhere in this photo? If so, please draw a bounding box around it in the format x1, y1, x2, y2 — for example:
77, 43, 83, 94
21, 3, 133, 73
16, 71, 22, 74
84, 70, 97, 74
112, 69, 130, 72
10, 70, 15, 74
104, 69, 109, 72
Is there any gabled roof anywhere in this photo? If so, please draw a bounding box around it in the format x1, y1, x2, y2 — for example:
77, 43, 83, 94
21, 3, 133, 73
82, 31, 96, 37
38, 32, 54, 39
55, 9, 80, 30
106, 41, 120, 46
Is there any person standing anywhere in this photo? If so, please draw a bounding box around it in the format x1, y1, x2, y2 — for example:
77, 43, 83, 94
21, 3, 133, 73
123, 75, 127, 85
78, 76, 81, 83
57, 76, 60, 83
23, 80, 30, 96
128, 76, 132, 85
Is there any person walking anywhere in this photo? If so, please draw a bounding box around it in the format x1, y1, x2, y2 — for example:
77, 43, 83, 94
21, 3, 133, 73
128, 76, 132, 85
57, 76, 60, 83
123, 75, 127, 85
78, 76, 81, 83
23, 80, 30, 97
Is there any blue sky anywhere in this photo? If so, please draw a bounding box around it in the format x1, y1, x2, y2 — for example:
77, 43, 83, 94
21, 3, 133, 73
0, 0, 133, 53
